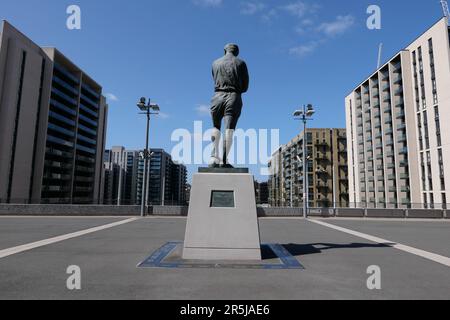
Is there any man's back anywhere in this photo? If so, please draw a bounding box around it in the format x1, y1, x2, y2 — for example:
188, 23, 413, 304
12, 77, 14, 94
212, 54, 249, 94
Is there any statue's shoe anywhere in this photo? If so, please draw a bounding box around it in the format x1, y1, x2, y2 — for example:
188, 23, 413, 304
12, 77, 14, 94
221, 164, 234, 169
208, 163, 221, 169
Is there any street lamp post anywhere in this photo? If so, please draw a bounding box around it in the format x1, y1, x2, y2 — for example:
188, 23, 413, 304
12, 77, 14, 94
293, 104, 315, 219
137, 97, 160, 217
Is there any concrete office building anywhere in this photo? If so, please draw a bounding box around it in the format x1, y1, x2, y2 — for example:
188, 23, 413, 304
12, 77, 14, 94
345, 17, 450, 208
268, 129, 349, 208
0, 21, 108, 204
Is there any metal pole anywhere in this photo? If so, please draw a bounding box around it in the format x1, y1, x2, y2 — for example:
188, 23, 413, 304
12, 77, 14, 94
290, 178, 293, 208
117, 151, 123, 206
140, 109, 150, 217
332, 159, 337, 210
303, 105, 308, 219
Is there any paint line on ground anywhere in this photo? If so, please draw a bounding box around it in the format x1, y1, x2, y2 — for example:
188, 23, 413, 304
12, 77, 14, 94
0, 218, 139, 259
309, 219, 450, 268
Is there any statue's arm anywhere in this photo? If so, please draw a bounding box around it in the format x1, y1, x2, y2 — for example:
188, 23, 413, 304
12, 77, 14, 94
241, 62, 249, 93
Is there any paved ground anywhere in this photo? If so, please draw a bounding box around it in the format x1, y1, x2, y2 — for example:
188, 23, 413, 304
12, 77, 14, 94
0, 216, 449, 300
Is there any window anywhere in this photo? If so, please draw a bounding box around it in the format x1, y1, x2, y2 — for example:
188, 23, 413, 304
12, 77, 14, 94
423, 112, 430, 149
435, 106, 442, 147
417, 114, 423, 151
429, 38, 438, 105
443, 194, 447, 209
439, 149, 445, 191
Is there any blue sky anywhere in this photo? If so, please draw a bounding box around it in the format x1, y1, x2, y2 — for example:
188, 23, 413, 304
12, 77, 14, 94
0, 0, 446, 181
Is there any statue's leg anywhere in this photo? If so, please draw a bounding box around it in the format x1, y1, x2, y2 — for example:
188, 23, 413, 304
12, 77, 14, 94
209, 94, 224, 168
209, 127, 221, 167
222, 93, 242, 168
222, 116, 235, 167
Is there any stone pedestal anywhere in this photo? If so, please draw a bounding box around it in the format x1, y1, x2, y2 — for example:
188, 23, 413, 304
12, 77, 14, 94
183, 168, 262, 261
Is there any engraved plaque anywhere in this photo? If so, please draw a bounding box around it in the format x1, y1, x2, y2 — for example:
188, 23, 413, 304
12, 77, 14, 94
210, 191, 235, 208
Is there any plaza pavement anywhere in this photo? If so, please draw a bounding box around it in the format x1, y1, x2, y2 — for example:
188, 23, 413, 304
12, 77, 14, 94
0, 216, 449, 300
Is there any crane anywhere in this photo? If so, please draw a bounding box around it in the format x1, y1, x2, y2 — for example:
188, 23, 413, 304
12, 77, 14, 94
377, 43, 383, 69
441, 0, 450, 24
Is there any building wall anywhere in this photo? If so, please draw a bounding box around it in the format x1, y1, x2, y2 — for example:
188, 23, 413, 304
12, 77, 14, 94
346, 17, 450, 208
268, 128, 349, 208
0, 21, 107, 204
0, 21, 53, 204
106, 148, 188, 206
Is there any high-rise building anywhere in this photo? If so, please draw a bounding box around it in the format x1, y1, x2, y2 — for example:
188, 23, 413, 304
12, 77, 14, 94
0, 21, 108, 204
254, 181, 269, 205
104, 147, 188, 206
345, 17, 450, 208
268, 129, 348, 208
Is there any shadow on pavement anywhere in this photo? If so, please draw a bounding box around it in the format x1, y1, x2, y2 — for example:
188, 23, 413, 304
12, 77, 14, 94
262, 242, 394, 260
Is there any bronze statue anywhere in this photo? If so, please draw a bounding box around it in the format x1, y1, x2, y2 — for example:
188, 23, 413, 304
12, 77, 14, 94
209, 44, 250, 168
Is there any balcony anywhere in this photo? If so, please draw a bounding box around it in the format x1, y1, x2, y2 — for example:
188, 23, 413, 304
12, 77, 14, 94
45, 160, 73, 170
48, 111, 76, 127
393, 75, 403, 84
51, 87, 78, 106
48, 123, 75, 138
46, 135, 74, 148
54, 63, 80, 84
53, 76, 79, 95
81, 83, 101, 99
46, 148, 73, 159
397, 134, 407, 143
399, 160, 408, 167
44, 173, 72, 181
80, 94, 99, 110
50, 99, 77, 116
396, 111, 405, 119
400, 173, 409, 179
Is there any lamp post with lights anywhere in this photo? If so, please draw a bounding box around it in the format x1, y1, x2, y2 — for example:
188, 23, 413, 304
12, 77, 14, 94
293, 104, 315, 219
137, 98, 160, 217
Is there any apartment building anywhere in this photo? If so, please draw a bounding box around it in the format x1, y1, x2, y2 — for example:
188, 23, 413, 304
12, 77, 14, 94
268, 129, 349, 208
0, 21, 108, 204
345, 17, 450, 208
254, 181, 269, 205
105, 148, 188, 206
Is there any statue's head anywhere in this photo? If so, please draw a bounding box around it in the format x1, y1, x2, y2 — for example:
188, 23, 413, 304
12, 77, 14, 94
224, 43, 239, 56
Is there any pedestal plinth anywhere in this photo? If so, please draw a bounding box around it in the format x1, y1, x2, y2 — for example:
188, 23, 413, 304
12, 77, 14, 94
182, 168, 262, 261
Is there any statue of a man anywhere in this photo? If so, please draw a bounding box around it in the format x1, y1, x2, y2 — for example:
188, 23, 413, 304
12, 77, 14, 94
209, 43, 250, 168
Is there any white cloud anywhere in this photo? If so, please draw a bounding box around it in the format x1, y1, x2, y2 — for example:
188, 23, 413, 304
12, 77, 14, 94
240, 2, 266, 15
317, 15, 355, 37
261, 8, 278, 23
289, 41, 319, 57
195, 104, 211, 116
157, 112, 170, 120
104, 93, 118, 102
193, 0, 222, 7
281, 1, 318, 18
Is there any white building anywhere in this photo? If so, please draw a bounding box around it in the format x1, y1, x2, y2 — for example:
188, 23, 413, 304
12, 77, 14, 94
345, 17, 450, 208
